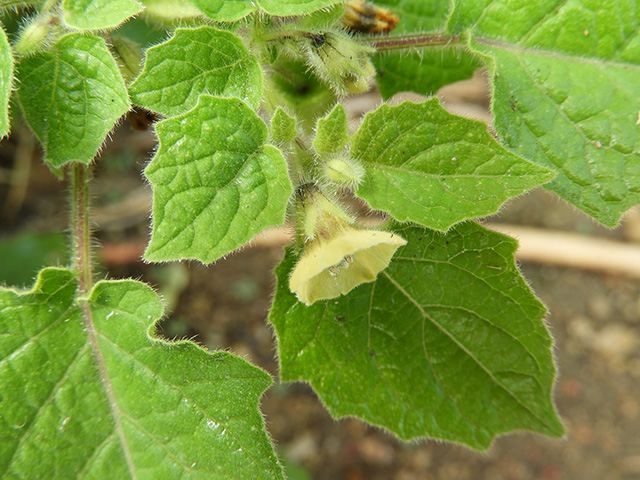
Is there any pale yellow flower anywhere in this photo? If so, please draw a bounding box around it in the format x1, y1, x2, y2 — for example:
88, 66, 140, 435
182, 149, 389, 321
289, 226, 407, 306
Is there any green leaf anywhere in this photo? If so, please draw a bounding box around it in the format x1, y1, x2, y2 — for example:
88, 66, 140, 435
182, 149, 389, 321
193, 0, 342, 21
0, 268, 284, 479
375, 51, 481, 100
269, 222, 564, 450
0, 23, 12, 138
130, 26, 263, 116
351, 98, 555, 231
313, 103, 349, 157
62, 0, 144, 30
191, 0, 251, 21
270, 107, 297, 144
449, 0, 640, 226
371, 0, 480, 98
138, 0, 201, 23
144, 95, 293, 263
258, 0, 342, 16
16, 33, 130, 170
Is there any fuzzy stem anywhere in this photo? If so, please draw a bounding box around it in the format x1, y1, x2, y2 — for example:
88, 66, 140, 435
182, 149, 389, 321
71, 163, 93, 295
362, 33, 461, 51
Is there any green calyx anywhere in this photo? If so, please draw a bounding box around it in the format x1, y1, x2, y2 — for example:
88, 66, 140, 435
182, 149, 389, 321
294, 183, 354, 243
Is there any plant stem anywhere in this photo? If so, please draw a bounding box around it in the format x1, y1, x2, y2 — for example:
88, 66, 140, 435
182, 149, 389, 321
361, 33, 461, 51
71, 163, 92, 295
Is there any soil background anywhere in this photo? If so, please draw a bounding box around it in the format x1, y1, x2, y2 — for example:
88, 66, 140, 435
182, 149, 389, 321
1, 76, 640, 480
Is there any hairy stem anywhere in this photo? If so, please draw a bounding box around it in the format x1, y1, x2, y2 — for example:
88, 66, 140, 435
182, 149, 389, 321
71, 163, 92, 295
362, 33, 461, 51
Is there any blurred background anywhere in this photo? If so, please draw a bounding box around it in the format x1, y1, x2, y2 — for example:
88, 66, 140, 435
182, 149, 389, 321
1, 74, 639, 480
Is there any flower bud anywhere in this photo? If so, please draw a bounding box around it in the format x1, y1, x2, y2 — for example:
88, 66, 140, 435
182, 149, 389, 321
322, 156, 365, 187
301, 30, 375, 95
14, 14, 56, 56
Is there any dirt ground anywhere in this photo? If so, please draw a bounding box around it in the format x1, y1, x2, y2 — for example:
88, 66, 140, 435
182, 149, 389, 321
2, 80, 640, 479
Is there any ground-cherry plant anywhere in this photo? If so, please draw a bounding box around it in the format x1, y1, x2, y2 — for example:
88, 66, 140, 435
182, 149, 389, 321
1, 0, 639, 478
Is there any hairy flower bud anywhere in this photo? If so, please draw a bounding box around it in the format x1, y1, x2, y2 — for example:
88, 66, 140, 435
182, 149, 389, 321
14, 13, 56, 55
301, 30, 375, 95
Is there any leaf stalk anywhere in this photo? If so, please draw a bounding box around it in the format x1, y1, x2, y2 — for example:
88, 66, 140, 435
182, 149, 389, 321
362, 33, 460, 51
71, 163, 93, 295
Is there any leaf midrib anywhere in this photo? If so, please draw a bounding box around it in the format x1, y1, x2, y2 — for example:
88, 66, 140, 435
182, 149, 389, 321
81, 300, 138, 480
474, 37, 640, 70
380, 269, 552, 431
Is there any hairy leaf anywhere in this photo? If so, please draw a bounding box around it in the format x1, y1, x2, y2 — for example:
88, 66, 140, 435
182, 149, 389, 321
0, 268, 284, 478
372, 0, 480, 98
313, 103, 349, 157
352, 98, 555, 231
269, 223, 564, 450
194, 0, 343, 21
270, 107, 297, 144
144, 95, 292, 263
0, 24, 12, 138
130, 26, 262, 116
449, 0, 640, 226
62, 0, 144, 30
139, 0, 201, 22
16, 33, 129, 170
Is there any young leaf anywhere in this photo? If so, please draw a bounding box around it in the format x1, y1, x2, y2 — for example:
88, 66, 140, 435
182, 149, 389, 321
193, 0, 342, 22
0, 24, 12, 138
129, 26, 263, 116
62, 0, 144, 30
371, 0, 480, 98
449, 0, 640, 226
144, 95, 292, 264
0, 268, 284, 479
269, 222, 565, 450
351, 98, 555, 231
313, 103, 349, 157
270, 107, 297, 144
16, 33, 130, 170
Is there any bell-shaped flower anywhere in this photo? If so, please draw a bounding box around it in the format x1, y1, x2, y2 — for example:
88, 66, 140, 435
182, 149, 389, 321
289, 184, 406, 305
289, 226, 406, 305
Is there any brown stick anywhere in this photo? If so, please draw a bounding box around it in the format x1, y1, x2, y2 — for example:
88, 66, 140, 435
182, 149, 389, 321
487, 223, 640, 278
